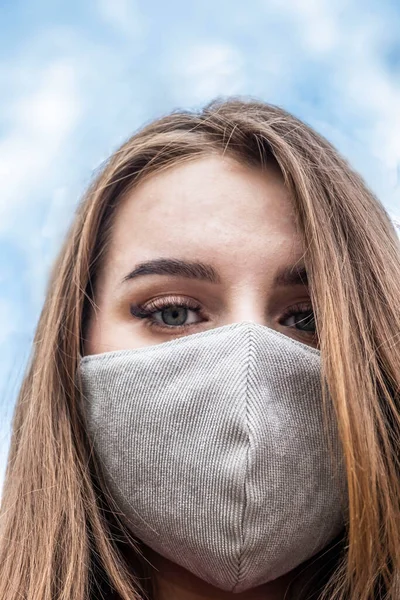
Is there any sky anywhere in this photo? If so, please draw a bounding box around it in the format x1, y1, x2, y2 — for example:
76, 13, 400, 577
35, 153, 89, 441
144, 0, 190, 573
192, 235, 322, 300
0, 0, 399, 489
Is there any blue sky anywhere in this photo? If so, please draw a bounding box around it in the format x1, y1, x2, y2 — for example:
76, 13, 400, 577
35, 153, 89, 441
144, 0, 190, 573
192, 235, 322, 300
0, 0, 399, 488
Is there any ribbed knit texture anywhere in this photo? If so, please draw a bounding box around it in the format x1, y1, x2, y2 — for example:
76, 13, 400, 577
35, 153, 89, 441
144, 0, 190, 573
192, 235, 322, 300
79, 321, 347, 593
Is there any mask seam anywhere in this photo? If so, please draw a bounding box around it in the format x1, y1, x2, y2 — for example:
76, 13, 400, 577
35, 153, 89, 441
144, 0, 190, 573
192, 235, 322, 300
233, 326, 252, 591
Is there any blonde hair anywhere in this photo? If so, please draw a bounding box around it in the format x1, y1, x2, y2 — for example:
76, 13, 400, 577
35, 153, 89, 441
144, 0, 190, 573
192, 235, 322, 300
1, 98, 400, 600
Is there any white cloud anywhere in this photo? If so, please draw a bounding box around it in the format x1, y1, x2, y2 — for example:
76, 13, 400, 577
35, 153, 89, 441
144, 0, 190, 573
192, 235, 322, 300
260, 0, 400, 215
0, 298, 18, 345
168, 42, 245, 105
0, 60, 81, 232
26, 185, 77, 309
97, 0, 148, 39
391, 215, 400, 234
267, 0, 343, 53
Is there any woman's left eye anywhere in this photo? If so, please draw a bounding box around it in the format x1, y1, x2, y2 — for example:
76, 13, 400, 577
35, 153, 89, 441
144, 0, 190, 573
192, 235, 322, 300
280, 307, 316, 333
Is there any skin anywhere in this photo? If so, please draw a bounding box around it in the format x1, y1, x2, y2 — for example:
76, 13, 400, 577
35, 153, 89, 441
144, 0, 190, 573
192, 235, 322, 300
84, 154, 318, 599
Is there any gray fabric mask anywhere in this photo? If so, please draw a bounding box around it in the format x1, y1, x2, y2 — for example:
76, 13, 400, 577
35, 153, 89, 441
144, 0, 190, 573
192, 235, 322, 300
79, 321, 347, 593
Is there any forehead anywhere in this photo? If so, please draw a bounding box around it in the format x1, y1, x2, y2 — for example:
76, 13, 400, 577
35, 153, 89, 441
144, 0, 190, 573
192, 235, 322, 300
106, 155, 303, 279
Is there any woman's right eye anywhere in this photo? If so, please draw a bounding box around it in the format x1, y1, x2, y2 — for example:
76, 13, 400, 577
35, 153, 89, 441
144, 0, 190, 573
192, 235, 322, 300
130, 297, 206, 332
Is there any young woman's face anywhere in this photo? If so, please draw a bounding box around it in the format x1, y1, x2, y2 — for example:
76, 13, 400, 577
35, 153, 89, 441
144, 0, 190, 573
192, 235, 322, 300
84, 154, 316, 356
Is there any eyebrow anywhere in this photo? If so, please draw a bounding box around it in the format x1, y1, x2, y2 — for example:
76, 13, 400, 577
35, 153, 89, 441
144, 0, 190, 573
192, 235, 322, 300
274, 263, 308, 287
121, 257, 308, 287
121, 258, 221, 284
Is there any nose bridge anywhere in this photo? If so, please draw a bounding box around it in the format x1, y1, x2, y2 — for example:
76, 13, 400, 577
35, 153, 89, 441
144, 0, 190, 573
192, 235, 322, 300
224, 287, 269, 327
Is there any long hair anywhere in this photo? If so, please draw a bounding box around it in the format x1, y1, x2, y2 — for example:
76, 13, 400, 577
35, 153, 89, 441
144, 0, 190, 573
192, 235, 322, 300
1, 97, 399, 600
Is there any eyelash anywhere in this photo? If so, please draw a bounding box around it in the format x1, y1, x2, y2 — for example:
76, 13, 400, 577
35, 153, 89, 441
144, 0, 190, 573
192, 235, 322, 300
130, 296, 316, 335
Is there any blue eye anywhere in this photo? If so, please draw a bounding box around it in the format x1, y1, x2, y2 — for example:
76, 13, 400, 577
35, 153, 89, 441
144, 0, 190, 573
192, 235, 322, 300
130, 297, 204, 331
158, 305, 188, 326
281, 305, 316, 333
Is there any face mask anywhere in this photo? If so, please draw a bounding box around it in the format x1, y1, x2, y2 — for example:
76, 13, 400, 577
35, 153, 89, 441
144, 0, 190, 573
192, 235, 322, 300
79, 321, 347, 593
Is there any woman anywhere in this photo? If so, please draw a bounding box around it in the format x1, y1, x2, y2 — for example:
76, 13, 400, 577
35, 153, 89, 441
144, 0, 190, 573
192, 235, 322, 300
0, 98, 399, 600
